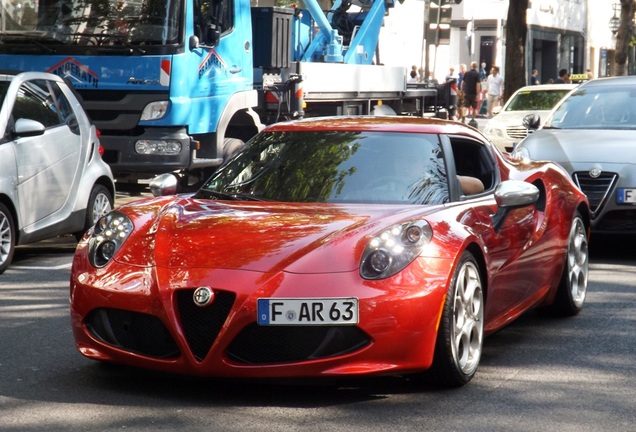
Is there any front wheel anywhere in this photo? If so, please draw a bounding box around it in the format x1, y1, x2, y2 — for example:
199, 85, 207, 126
426, 251, 484, 387
75, 185, 113, 240
552, 212, 589, 316
0, 203, 16, 275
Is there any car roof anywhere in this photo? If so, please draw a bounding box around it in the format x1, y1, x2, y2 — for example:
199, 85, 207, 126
263, 116, 487, 142
511, 84, 578, 93
579, 75, 636, 87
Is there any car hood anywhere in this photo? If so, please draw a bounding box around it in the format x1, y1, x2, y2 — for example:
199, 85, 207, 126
521, 129, 636, 164
487, 109, 551, 127
116, 197, 437, 273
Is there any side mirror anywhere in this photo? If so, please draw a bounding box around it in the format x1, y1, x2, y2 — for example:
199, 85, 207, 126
189, 35, 200, 51
149, 173, 179, 196
522, 113, 541, 130
13, 118, 45, 138
491, 180, 540, 230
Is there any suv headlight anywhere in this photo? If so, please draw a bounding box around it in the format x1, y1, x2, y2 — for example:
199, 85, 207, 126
88, 211, 134, 268
360, 220, 433, 280
511, 146, 531, 161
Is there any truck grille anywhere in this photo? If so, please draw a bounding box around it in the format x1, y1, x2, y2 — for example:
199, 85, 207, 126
573, 171, 617, 214
226, 324, 371, 364
85, 308, 180, 359
175, 289, 236, 362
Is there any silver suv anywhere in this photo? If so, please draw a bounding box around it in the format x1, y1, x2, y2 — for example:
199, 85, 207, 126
0, 71, 115, 273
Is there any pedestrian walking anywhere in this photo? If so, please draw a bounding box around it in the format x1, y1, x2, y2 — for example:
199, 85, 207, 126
460, 61, 481, 124
486, 66, 504, 118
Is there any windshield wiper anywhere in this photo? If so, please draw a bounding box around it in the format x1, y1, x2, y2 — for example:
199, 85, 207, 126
195, 189, 267, 201
0, 32, 58, 53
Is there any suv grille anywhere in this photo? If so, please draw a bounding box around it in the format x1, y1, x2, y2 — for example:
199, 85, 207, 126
573, 171, 617, 214
506, 125, 528, 140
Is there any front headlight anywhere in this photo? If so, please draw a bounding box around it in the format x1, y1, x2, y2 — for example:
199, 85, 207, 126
140, 101, 169, 121
360, 220, 433, 280
511, 146, 531, 161
483, 125, 504, 138
88, 211, 134, 268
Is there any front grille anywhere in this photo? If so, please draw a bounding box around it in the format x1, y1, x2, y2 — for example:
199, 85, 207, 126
175, 289, 236, 362
506, 125, 528, 140
226, 324, 371, 364
573, 171, 617, 213
595, 209, 636, 232
85, 308, 180, 359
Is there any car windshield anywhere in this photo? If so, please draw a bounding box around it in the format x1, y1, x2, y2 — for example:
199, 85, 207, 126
505, 89, 571, 111
545, 85, 636, 130
198, 131, 450, 205
0, 0, 182, 49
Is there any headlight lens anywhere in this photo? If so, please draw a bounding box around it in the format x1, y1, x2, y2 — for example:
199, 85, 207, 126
88, 211, 134, 268
360, 220, 433, 280
140, 101, 169, 121
511, 146, 531, 161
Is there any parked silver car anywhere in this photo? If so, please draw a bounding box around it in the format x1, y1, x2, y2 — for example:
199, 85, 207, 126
0, 71, 115, 273
513, 76, 636, 234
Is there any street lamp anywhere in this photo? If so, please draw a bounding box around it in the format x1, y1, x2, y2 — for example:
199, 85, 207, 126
609, 2, 621, 34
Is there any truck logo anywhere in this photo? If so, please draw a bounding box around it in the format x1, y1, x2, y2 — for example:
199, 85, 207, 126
198, 49, 227, 79
47, 57, 99, 88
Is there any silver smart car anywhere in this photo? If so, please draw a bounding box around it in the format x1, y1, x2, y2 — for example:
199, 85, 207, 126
0, 71, 115, 273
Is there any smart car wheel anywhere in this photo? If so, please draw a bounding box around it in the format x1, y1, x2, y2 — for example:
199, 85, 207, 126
428, 251, 484, 387
553, 212, 588, 316
0, 203, 16, 275
76, 185, 113, 240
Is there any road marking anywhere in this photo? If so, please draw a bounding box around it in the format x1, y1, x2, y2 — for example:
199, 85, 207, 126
11, 263, 72, 270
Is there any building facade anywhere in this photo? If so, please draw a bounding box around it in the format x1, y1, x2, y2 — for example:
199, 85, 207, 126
381, 0, 625, 84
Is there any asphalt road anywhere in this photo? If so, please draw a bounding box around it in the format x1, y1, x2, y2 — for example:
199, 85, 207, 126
1, 222, 635, 432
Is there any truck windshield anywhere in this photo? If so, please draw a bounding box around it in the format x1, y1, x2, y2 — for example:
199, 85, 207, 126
0, 0, 182, 49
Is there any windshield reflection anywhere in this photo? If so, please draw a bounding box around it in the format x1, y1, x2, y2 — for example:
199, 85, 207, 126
199, 131, 450, 205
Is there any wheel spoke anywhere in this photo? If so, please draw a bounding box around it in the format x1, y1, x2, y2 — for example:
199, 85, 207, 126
567, 219, 588, 307
452, 261, 484, 374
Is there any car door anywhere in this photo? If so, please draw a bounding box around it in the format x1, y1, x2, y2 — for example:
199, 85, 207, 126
447, 136, 543, 321
12, 78, 82, 230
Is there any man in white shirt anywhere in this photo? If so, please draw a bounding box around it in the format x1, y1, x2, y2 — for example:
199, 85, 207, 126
486, 66, 504, 118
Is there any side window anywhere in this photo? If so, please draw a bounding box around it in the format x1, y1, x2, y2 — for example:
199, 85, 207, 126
197, 0, 234, 44
51, 82, 80, 135
12, 80, 61, 129
450, 138, 496, 193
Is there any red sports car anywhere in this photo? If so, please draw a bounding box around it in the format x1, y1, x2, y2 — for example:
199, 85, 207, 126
70, 116, 590, 387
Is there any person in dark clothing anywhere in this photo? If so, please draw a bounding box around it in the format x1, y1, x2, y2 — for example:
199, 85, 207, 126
555, 69, 570, 83
461, 61, 481, 123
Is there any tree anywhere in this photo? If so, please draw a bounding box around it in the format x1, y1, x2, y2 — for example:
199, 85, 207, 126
613, 0, 635, 76
503, 0, 528, 101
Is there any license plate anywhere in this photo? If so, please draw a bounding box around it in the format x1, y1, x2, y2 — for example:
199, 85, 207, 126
257, 297, 359, 326
617, 188, 636, 204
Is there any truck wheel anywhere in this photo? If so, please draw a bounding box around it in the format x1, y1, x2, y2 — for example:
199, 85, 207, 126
223, 138, 245, 159
0, 203, 16, 275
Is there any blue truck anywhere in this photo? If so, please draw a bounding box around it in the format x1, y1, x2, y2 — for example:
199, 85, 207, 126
0, 0, 440, 189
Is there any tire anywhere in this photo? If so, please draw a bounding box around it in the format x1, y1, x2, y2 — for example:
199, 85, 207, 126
223, 137, 245, 159
427, 251, 485, 387
75, 185, 113, 241
552, 212, 589, 316
0, 203, 16, 275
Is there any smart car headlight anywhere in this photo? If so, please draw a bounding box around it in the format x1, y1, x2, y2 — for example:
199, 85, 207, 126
360, 220, 433, 280
88, 211, 134, 268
